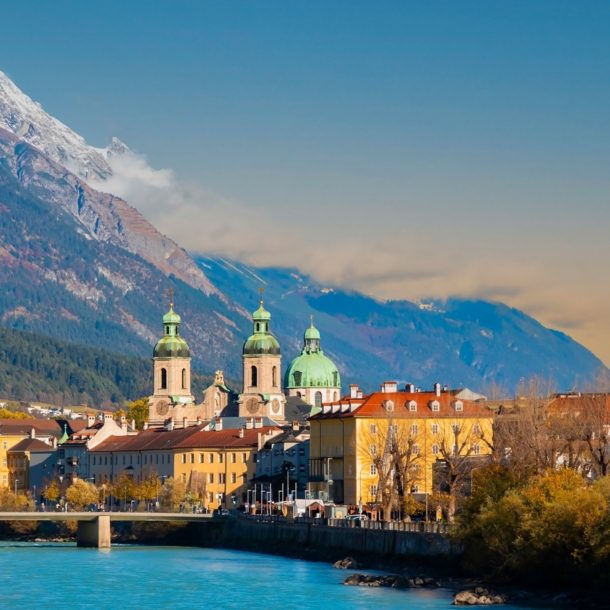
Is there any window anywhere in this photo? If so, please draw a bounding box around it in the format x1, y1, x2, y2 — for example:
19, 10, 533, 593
130, 455, 133, 465
473, 444, 481, 455
208, 492, 214, 502
209, 453, 214, 463
2, 475, 6, 484
370, 464, 377, 475
315, 392, 322, 409
369, 484, 378, 496
391, 424, 398, 434
348, 464, 353, 475
333, 391, 338, 402
430, 401, 440, 412
293, 371, 302, 386
168, 455, 171, 463
410, 424, 418, 435
432, 424, 440, 434
432, 444, 439, 455
452, 424, 460, 434
412, 484, 419, 493
208, 473, 214, 484
251, 365, 258, 387
370, 424, 377, 434
300, 465, 305, 472
181, 473, 186, 483
335, 446, 339, 456
2, 441, 6, 449
454, 400, 463, 412
182, 454, 186, 464
182, 368, 187, 389
411, 444, 420, 455
199, 454, 204, 463
347, 424, 352, 434
156, 455, 159, 465
321, 426, 326, 437
242, 474, 247, 484
384, 400, 394, 412
411, 463, 420, 473
219, 474, 226, 484
122, 456, 125, 465
93, 457, 96, 465
408, 400, 417, 412
231, 453, 236, 463
218, 453, 223, 464
334, 426, 338, 435
242, 453, 247, 463
161, 455, 164, 464
256, 322, 260, 332
161, 368, 167, 390
190, 454, 195, 464
272, 366, 277, 387
231, 473, 236, 484
473, 423, 481, 435
370, 444, 377, 455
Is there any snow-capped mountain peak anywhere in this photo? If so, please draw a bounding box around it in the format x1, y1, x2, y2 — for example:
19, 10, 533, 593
0, 70, 114, 181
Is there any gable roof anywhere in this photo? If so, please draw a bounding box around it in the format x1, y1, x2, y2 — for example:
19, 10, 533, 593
90, 425, 203, 453
8, 438, 55, 453
0, 419, 62, 436
175, 426, 280, 449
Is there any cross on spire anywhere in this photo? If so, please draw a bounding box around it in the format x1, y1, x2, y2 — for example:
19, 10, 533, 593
310, 314, 314, 327
259, 286, 264, 305
168, 288, 174, 308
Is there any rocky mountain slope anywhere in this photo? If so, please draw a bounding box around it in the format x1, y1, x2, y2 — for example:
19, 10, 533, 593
0, 69, 605, 394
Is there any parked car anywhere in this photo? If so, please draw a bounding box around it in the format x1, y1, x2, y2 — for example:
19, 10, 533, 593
347, 514, 368, 521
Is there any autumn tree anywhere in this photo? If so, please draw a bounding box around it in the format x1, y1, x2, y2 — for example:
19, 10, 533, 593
137, 472, 160, 502
65, 479, 98, 509
41, 478, 61, 503
125, 397, 149, 431
0, 408, 32, 419
160, 477, 186, 509
112, 473, 137, 505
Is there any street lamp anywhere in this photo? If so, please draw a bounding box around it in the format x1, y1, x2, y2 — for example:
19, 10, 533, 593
358, 463, 369, 514
14, 479, 19, 502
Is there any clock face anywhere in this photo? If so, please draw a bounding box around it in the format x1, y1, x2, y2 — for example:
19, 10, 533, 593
271, 398, 280, 414
156, 400, 169, 416
246, 398, 259, 414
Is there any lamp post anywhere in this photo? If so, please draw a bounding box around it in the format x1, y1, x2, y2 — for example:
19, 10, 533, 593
358, 463, 369, 514
102, 484, 107, 511
14, 479, 19, 502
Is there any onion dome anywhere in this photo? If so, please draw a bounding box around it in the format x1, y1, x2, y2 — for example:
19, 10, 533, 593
284, 321, 340, 389
243, 298, 280, 356
153, 304, 190, 358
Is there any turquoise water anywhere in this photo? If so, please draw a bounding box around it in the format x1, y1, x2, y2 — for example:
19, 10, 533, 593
0, 543, 542, 609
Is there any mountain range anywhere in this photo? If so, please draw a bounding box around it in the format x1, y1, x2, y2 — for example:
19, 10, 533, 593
0, 69, 605, 395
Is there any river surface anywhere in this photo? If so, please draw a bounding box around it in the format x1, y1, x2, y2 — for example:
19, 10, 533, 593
0, 543, 546, 609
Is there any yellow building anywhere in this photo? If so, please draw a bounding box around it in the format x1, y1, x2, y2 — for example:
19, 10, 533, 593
90, 422, 281, 510
308, 382, 494, 508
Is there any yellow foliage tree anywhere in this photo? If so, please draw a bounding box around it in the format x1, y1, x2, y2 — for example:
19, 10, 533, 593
125, 397, 149, 431
65, 479, 98, 509
0, 408, 33, 419
41, 478, 62, 502
160, 477, 186, 508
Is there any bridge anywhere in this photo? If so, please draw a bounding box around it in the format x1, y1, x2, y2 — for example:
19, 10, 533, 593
0, 512, 226, 548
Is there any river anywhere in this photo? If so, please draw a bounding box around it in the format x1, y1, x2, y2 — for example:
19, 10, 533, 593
0, 543, 546, 609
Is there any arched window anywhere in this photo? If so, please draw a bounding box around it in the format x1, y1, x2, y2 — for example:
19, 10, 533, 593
315, 391, 322, 409
293, 371, 302, 386
333, 371, 338, 386
251, 365, 258, 387
333, 392, 338, 402
256, 323, 260, 332
272, 366, 277, 387
296, 391, 302, 398
161, 368, 167, 390
182, 368, 186, 389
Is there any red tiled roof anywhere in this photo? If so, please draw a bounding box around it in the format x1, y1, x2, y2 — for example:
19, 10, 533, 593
8, 438, 54, 452
175, 426, 280, 449
90, 425, 203, 453
310, 391, 492, 419
0, 419, 62, 435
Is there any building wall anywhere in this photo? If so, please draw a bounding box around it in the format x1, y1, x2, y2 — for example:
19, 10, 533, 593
286, 387, 340, 407
0, 435, 27, 487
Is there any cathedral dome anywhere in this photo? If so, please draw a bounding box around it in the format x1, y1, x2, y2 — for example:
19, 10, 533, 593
284, 323, 340, 389
153, 304, 190, 358
243, 299, 280, 356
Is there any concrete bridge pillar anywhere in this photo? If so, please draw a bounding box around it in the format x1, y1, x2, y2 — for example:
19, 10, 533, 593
77, 516, 111, 548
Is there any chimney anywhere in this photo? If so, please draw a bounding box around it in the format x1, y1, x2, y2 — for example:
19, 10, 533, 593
254, 417, 263, 429
104, 412, 113, 421
121, 422, 127, 432
322, 405, 331, 414
292, 420, 299, 432
434, 382, 441, 397
442, 385, 448, 393
196, 416, 202, 426
215, 417, 223, 431
165, 418, 174, 432
52, 436, 57, 449
120, 414, 126, 424
143, 421, 149, 431
30, 428, 36, 439
246, 418, 253, 430
239, 427, 244, 438
87, 414, 95, 427
357, 390, 363, 398
406, 383, 415, 393
183, 416, 188, 429
350, 384, 359, 399
382, 381, 397, 393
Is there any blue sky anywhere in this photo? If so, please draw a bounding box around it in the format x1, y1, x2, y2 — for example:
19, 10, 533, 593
1, 1, 610, 364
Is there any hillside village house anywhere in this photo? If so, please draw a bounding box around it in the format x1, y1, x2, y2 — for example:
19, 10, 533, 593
308, 382, 494, 506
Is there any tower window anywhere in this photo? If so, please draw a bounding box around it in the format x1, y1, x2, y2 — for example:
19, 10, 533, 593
182, 368, 186, 389
315, 391, 322, 409
251, 365, 258, 387
293, 371, 302, 386
333, 392, 338, 402
333, 371, 338, 386
256, 323, 260, 332
161, 368, 167, 390
272, 366, 277, 387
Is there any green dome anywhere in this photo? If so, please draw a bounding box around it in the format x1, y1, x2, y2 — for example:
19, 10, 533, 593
153, 336, 190, 358
284, 323, 340, 389
163, 306, 181, 324
243, 333, 281, 356
154, 302, 190, 358
252, 304, 271, 321
284, 351, 340, 389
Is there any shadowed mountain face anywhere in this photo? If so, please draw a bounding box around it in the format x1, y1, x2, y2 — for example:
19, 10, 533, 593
0, 71, 605, 394
196, 257, 606, 392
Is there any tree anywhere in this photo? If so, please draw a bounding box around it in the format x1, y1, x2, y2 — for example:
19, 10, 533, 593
112, 473, 137, 504
160, 477, 186, 508
125, 397, 149, 431
41, 478, 61, 502
137, 472, 160, 502
0, 408, 32, 419
65, 479, 98, 509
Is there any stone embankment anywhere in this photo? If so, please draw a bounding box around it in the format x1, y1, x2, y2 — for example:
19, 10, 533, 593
453, 588, 507, 605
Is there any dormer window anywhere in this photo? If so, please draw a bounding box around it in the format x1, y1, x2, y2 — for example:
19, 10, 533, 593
429, 400, 440, 412
383, 400, 394, 413
453, 400, 463, 412
407, 400, 417, 412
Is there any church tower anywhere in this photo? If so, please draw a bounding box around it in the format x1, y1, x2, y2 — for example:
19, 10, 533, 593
148, 291, 195, 427
238, 291, 286, 422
